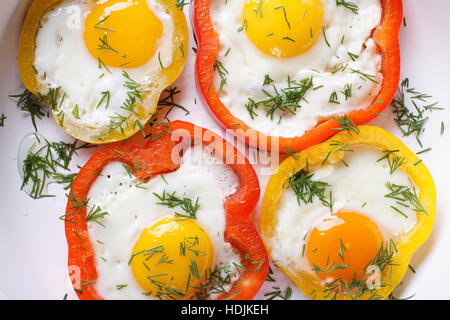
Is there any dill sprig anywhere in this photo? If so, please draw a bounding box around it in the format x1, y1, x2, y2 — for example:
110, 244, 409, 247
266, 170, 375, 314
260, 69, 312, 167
153, 190, 200, 220
144, 273, 185, 300
214, 59, 228, 91
237, 19, 248, 32
93, 72, 144, 138
336, 0, 359, 14
266, 266, 276, 282
175, 0, 190, 9
66, 190, 89, 215
286, 168, 334, 211
385, 182, 428, 217
391, 78, 444, 147
116, 284, 128, 290
245, 76, 314, 120
179, 237, 206, 257
349, 68, 378, 83
53, 172, 78, 190
9, 89, 48, 131
332, 115, 360, 136
157, 87, 190, 121
193, 263, 244, 300
97, 57, 111, 74
128, 246, 165, 265
95, 113, 128, 138
120, 71, 142, 116
96, 91, 111, 109
144, 121, 173, 142
328, 91, 340, 104
322, 26, 331, 47
97, 34, 118, 53
263, 74, 274, 86
387, 155, 406, 175
341, 83, 352, 100
245, 253, 265, 272
264, 286, 292, 300
312, 260, 348, 276
74, 280, 96, 295
94, 15, 114, 32
21, 143, 57, 199
274, 5, 291, 29
85, 205, 109, 227
50, 140, 91, 169
21, 137, 92, 199
377, 150, 406, 175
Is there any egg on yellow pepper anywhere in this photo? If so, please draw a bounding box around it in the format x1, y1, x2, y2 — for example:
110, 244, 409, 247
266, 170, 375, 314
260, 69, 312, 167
261, 125, 436, 300
18, 0, 188, 143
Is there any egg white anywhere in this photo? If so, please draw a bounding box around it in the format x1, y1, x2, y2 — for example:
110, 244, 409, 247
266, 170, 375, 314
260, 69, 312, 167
268, 146, 419, 274
34, 0, 174, 129
86, 146, 242, 299
210, 0, 383, 138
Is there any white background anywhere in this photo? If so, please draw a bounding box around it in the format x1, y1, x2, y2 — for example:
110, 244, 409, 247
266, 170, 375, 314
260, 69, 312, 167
0, 0, 449, 300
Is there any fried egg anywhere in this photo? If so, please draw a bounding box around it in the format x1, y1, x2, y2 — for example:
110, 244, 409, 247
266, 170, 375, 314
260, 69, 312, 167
265, 146, 423, 298
86, 145, 243, 299
20, 0, 187, 142
210, 0, 382, 138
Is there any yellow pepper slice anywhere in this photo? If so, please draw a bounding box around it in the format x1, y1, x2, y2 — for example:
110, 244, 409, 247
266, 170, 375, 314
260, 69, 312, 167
261, 126, 436, 300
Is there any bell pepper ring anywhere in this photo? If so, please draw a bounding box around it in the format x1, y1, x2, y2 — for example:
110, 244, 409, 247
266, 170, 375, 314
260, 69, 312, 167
18, 0, 188, 144
193, 0, 403, 153
260, 126, 436, 300
65, 120, 268, 300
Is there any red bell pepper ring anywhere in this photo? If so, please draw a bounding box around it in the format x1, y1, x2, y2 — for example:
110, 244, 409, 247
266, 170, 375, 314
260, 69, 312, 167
65, 120, 268, 300
193, 0, 403, 153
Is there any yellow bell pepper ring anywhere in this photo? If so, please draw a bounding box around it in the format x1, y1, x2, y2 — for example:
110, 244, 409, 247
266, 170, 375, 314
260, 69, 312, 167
260, 126, 436, 300
18, 0, 188, 144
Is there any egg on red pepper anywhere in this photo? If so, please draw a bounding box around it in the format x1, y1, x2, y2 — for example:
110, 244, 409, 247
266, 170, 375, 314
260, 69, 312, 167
194, 0, 403, 153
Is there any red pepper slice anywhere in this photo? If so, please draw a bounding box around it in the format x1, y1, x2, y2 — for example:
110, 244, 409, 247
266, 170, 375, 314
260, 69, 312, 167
193, 0, 403, 153
65, 120, 268, 300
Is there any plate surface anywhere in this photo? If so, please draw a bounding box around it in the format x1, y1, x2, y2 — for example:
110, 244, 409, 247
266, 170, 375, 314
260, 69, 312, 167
0, 0, 449, 300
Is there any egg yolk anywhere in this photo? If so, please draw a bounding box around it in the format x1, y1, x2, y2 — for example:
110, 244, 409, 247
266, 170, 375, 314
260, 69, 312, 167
242, 0, 324, 58
307, 211, 383, 283
130, 216, 214, 299
84, 0, 163, 68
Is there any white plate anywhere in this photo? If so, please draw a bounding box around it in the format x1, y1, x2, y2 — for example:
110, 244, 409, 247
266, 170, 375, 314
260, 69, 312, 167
0, 0, 449, 300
